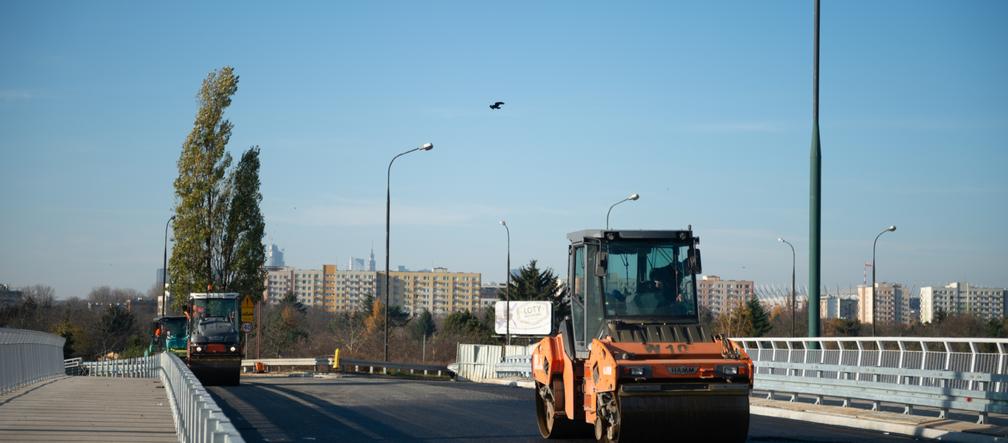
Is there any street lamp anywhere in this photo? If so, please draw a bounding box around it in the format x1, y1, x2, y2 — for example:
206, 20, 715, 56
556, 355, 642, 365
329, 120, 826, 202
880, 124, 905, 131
606, 193, 639, 229
778, 238, 796, 336
162, 215, 176, 317
871, 225, 896, 336
500, 220, 511, 346
385, 142, 433, 362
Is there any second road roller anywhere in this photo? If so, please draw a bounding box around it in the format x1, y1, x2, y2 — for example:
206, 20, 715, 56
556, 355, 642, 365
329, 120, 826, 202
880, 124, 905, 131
531, 228, 753, 442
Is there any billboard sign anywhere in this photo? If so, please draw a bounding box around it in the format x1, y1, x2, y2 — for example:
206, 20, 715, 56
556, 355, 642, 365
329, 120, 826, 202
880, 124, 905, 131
495, 301, 552, 335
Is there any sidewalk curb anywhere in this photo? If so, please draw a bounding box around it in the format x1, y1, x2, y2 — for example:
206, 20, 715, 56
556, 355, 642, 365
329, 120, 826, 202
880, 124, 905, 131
752, 405, 1004, 443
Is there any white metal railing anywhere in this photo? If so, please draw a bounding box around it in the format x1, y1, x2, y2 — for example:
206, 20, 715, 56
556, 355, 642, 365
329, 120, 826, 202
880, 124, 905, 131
82, 355, 160, 378
732, 336, 1008, 424
0, 327, 65, 395
452, 344, 534, 382
79, 353, 243, 443
159, 352, 243, 443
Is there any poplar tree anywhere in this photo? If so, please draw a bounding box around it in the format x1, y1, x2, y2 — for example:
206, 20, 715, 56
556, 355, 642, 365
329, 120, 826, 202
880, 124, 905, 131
169, 67, 264, 309
220, 147, 266, 300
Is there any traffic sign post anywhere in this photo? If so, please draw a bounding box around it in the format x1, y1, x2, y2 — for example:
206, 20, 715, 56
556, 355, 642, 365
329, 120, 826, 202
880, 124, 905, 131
241, 296, 254, 323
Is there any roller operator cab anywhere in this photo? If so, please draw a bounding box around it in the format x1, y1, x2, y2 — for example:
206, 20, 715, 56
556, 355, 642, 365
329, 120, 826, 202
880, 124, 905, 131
187, 292, 242, 386
147, 315, 188, 358
532, 229, 753, 442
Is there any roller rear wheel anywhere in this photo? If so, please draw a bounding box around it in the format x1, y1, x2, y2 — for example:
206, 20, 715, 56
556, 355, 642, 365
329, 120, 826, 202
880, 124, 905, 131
535, 382, 590, 439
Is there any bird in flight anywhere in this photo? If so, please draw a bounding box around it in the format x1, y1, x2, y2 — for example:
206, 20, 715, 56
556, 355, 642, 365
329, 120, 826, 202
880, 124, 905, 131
489, 101, 505, 110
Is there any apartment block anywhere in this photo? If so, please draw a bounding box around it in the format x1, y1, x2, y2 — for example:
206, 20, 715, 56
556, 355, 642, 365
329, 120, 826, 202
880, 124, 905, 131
324, 264, 377, 312
820, 296, 858, 320
479, 283, 506, 313
379, 268, 482, 316
697, 275, 755, 316
857, 283, 909, 324
920, 282, 1007, 323
264, 267, 295, 303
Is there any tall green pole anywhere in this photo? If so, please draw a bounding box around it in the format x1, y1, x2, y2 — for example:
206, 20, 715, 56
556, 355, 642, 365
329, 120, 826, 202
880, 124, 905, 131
808, 0, 822, 339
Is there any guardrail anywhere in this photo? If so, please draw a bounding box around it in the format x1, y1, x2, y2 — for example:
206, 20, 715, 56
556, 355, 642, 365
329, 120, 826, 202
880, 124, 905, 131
78, 353, 243, 443
240, 357, 449, 377
733, 337, 1008, 424
0, 327, 66, 395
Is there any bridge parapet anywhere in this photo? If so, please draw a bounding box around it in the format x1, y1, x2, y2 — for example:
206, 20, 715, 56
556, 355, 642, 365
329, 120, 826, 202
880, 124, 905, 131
732, 336, 1008, 424
72, 353, 244, 443
0, 327, 65, 395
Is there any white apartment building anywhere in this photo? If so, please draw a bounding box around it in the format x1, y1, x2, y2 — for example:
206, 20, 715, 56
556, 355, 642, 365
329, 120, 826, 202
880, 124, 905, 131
920, 282, 1007, 323
697, 275, 755, 316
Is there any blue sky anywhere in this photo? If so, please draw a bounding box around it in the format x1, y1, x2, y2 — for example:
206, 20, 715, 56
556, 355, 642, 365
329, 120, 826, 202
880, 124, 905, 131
1, 1, 1006, 299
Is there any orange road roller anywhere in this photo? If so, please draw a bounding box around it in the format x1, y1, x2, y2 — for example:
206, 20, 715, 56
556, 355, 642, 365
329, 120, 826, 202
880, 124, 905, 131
532, 229, 753, 442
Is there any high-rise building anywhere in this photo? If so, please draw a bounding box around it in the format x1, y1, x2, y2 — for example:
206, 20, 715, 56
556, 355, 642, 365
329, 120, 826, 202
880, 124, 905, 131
920, 282, 1007, 323
378, 267, 481, 315
267, 244, 285, 268
348, 257, 366, 271
857, 283, 907, 324
155, 268, 168, 288
697, 275, 755, 316
368, 248, 376, 272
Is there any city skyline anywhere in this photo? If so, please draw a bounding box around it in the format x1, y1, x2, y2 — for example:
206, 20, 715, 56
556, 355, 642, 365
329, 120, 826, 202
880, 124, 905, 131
1, 1, 1006, 298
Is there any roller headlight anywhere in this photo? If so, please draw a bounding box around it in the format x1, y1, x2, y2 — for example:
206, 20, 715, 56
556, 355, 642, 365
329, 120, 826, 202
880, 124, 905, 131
230, 346, 237, 352
625, 366, 650, 377
195, 346, 202, 352
716, 365, 740, 376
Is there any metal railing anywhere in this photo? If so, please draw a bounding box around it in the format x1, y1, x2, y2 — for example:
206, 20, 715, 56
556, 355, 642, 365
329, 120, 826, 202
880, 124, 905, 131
240, 357, 449, 377
78, 353, 243, 443
82, 355, 160, 377
733, 337, 1008, 424
159, 352, 243, 443
0, 327, 65, 395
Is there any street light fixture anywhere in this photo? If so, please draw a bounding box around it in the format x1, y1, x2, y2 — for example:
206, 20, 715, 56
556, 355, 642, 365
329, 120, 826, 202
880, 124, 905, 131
500, 220, 511, 346
871, 225, 896, 336
778, 238, 796, 336
162, 215, 176, 317
606, 193, 640, 229
384, 142, 433, 362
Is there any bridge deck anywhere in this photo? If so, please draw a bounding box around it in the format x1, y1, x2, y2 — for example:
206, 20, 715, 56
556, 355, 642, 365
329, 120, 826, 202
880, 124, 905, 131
0, 376, 176, 442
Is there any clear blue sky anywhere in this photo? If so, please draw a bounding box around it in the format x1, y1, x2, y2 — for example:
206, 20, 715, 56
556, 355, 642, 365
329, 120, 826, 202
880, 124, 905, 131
1, 1, 1005, 299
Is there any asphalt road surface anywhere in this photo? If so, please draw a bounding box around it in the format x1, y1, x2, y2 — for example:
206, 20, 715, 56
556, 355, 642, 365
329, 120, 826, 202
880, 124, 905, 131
208, 375, 920, 443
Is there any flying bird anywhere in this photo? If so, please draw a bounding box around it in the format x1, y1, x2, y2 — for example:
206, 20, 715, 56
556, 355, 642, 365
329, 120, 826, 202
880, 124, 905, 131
489, 101, 505, 110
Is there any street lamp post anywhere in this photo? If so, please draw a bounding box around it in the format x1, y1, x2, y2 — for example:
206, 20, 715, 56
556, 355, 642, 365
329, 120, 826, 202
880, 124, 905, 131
385, 142, 433, 362
606, 193, 640, 229
778, 238, 796, 336
871, 225, 896, 336
162, 215, 175, 317
500, 220, 511, 346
